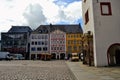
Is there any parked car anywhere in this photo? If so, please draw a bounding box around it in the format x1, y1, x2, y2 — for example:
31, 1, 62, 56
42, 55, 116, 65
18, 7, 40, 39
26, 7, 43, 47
13, 54, 25, 60
0, 52, 12, 60
71, 53, 79, 61
7, 54, 25, 60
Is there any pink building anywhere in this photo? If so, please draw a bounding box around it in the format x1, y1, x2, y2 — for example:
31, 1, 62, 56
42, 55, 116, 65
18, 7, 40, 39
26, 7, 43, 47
50, 26, 66, 59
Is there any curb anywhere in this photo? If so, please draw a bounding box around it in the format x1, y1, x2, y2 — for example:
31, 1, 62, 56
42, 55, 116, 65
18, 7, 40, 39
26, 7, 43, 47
65, 61, 78, 80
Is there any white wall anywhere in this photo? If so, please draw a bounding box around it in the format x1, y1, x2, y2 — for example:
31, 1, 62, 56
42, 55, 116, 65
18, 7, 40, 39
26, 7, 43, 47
0, 42, 1, 51
82, 0, 120, 66
93, 0, 120, 66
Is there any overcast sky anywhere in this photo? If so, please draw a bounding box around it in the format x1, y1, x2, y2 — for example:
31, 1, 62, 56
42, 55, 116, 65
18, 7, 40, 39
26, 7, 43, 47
0, 0, 82, 36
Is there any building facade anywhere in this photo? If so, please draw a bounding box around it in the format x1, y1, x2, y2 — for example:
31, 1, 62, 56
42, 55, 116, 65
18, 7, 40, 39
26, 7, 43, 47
0, 40, 1, 51
66, 25, 83, 59
29, 25, 50, 60
1, 26, 32, 59
82, 0, 120, 66
29, 24, 83, 60
50, 28, 66, 60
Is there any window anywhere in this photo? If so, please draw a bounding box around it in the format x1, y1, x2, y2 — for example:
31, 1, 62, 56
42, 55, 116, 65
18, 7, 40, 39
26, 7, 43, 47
71, 40, 73, 44
38, 35, 41, 39
51, 47, 53, 50
38, 41, 41, 45
60, 47, 62, 50
42, 42, 44, 45
74, 46, 77, 51
68, 40, 70, 44
74, 40, 76, 44
68, 46, 72, 51
37, 47, 41, 51
31, 41, 34, 45
57, 47, 59, 50
42, 35, 44, 39
100, 2, 112, 16
39, 30, 42, 33
21, 41, 26, 45
45, 35, 48, 39
74, 34, 76, 38
32, 35, 34, 39
35, 41, 37, 45
85, 10, 89, 24
68, 35, 70, 38
31, 47, 36, 51
43, 47, 47, 51
77, 40, 79, 44
60, 41, 62, 44
54, 47, 56, 50
45, 41, 47, 45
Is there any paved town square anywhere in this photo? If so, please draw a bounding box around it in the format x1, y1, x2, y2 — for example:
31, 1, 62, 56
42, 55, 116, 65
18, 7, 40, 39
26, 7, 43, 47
67, 61, 120, 80
0, 60, 76, 80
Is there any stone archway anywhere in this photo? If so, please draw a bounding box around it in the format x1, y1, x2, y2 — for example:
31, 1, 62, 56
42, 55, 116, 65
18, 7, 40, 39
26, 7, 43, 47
60, 53, 65, 60
107, 43, 120, 66
51, 53, 56, 59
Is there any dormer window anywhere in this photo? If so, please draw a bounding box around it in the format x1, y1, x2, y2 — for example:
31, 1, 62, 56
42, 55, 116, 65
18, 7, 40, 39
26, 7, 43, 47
39, 30, 42, 33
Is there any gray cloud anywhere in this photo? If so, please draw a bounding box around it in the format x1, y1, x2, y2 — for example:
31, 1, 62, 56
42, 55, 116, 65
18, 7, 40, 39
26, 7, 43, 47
23, 4, 47, 29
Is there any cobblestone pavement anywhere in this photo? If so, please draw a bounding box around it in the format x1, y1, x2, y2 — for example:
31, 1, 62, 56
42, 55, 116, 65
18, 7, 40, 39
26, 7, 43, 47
0, 60, 76, 80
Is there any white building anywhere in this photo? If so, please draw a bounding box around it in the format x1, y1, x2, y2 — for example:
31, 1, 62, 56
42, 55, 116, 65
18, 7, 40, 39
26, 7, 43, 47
0, 40, 1, 51
29, 25, 50, 60
82, 0, 120, 66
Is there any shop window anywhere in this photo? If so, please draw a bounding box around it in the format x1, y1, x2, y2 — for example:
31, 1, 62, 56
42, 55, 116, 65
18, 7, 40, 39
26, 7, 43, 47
85, 10, 89, 24
100, 2, 112, 15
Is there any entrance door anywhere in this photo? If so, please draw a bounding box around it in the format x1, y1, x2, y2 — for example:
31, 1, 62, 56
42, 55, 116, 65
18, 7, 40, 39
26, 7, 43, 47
51, 53, 56, 59
115, 49, 120, 65
60, 53, 65, 60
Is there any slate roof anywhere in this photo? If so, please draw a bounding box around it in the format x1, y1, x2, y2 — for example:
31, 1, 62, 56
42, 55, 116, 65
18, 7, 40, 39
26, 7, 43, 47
32, 24, 83, 34
8, 26, 32, 33
32, 25, 50, 34
63, 24, 83, 33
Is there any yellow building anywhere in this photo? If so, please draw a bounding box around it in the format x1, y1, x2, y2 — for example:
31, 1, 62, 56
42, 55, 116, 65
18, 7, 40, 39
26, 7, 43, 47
65, 25, 83, 59
66, 34, 82, 53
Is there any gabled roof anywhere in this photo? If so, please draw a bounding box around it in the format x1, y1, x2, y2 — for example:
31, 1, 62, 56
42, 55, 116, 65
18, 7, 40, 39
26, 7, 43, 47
49, 25, 66, 32
32, 24, 83, 34
64, 24, 83, 33
32, 25, 50, 34
8, 26, 32, 33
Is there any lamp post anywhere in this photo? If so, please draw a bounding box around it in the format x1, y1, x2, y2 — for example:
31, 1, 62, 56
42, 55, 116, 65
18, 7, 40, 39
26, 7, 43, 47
87, 31, 91, 66
81, 36, 84, 61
